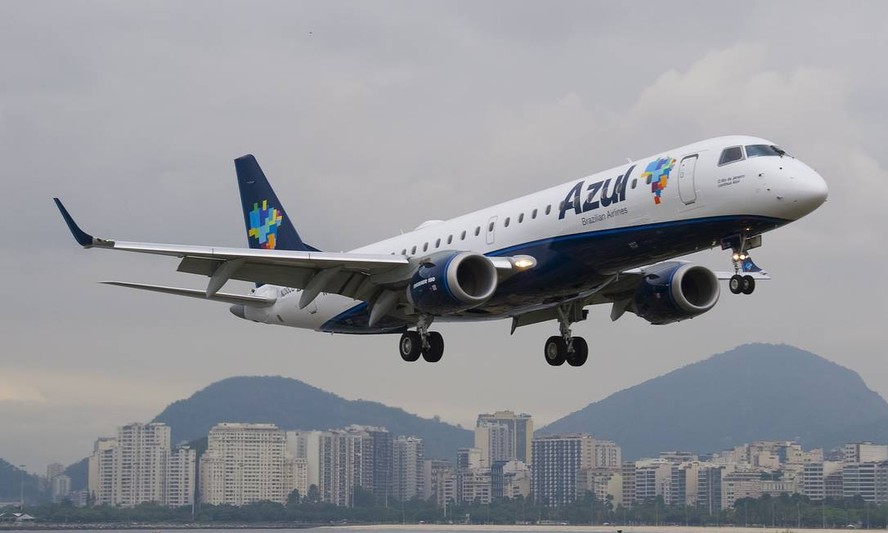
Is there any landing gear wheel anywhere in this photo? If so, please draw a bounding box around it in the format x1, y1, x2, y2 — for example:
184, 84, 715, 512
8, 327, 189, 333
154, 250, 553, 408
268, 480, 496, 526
399, 332, 422, 362
422, 332, 445, 363
741, 275, 756, 295
567, 337, 588, 367
544, 336, 567, 366
729, 274, 744, 295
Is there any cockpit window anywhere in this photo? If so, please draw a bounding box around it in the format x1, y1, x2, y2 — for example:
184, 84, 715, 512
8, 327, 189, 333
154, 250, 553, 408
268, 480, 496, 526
745, 144, 789, 158
718, 146, 744, 166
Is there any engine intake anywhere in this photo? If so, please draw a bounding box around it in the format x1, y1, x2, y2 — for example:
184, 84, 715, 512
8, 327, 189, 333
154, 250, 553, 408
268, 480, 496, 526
407, 251, 498, 315
632, 262, 720, 325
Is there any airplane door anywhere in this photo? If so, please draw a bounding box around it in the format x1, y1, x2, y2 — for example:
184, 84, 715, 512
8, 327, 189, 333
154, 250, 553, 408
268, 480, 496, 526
486, 216, 497, 245
678, 155, 698, 205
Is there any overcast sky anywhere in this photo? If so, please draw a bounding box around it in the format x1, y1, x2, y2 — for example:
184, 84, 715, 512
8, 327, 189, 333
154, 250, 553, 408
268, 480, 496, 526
2, 1, 886, 474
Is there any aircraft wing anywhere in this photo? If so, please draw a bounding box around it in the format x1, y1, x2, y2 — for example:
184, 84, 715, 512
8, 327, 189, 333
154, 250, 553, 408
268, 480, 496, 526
55, 198, 528, 306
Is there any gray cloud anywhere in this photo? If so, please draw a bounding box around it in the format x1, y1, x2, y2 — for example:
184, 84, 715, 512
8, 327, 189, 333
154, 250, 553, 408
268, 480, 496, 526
1, 1, 885, 472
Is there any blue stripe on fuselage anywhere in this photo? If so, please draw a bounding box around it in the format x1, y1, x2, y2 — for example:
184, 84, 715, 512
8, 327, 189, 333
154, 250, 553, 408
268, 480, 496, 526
319, 214, 788, 334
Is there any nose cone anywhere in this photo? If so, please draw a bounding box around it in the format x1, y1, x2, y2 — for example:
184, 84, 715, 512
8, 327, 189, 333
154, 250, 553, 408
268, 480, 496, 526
790, 167, 829, 219
229, 304, 246, 319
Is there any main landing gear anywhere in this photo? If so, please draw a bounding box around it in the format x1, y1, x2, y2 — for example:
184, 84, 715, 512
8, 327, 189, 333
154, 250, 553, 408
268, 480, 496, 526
399, 315, 444, 363
543, 302, 589, 367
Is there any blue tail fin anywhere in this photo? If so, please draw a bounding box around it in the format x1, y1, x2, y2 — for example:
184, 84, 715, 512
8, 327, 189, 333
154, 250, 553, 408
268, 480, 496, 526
234, 155, 318, 252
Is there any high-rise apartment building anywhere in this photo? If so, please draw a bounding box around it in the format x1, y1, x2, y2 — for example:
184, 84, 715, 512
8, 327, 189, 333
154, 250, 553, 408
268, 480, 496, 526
476, 411, 533, 464
696, 465, 724, 515
200, 423, 294, 506
165, 445, 196, 508
116, 422, 169, 506
88, 423, 193, 508
842, 461, 888, 503
318, 430, 364, 506
393, 436, 424, 502
532, 434, 595, 506
50, 475, 71, 504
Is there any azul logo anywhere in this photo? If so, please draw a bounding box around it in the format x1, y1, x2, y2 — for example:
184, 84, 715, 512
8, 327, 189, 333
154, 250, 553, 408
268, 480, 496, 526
558, 165, 635, 220
248, 200, 283, 249
641, 156, 676, 205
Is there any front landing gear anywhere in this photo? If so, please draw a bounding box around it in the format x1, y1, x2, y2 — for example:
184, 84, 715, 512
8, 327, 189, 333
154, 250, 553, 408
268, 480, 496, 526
544, 303, 589, 367
724, 234, 764, 296
729, 274, 756, 295
399, 316, 444, 363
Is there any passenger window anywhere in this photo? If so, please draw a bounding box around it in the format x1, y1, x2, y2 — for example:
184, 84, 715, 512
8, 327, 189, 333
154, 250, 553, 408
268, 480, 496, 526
411, 246, 416, 255
435, 238, 440, 248
532, 209, 538, 219
461, 230, 466, 240
475, 226, 481, 236
718, 146, 744, 166
401, 248, 407, 255
447, 235, 452, 245
423, 242, 428, 252
518, 213, 524, 223
504, 217, 510, 227
488, 222, 494, 232
545, 205, 552, 215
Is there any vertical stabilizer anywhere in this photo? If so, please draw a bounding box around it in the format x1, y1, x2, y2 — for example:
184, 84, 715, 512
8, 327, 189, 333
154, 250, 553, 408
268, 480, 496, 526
234, 155, 318, 251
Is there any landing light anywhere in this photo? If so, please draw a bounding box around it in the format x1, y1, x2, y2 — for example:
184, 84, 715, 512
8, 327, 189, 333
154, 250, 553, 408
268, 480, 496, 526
511, 255, 537, 271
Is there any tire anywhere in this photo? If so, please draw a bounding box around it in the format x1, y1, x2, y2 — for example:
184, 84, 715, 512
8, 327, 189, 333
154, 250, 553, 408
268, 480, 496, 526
399, 332, 422, 362
544, 336, 567, 366
729, 274, 744, 294
742, 275, 756, 295
567, 337, 588, 367
422, 332, 445, 363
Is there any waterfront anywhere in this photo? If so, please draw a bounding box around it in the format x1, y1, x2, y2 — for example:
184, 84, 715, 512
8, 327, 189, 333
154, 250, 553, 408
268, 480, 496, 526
0, 526, 877, 533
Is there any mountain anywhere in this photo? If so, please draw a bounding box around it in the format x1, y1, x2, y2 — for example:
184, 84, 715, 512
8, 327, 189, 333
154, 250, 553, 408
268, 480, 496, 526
542, 343, 888, 460
152, 375, 472, 459
0, 459, 45, 506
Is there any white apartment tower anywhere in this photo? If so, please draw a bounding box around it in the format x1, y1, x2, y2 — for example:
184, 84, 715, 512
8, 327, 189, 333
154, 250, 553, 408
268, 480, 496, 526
200, 423, 295, 505
476, 411, 533, 464
165, 445, 196, 507
393, 436, 424, 502
116, 422, 169, 506
88, 423, 193, 508
88, 437, 118, 505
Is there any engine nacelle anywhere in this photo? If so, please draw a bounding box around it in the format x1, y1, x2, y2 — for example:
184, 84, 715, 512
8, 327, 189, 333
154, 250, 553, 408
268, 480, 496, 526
406, 251, 498, 315
632, 262, 720, 325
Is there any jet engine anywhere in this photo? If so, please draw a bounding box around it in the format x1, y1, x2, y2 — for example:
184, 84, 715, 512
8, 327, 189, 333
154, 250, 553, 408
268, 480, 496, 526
406, 251, 498, 315
632, 262, 720, 325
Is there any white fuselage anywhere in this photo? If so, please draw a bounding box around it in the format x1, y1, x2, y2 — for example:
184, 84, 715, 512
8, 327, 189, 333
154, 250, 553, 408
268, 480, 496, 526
242, 135, 827, 333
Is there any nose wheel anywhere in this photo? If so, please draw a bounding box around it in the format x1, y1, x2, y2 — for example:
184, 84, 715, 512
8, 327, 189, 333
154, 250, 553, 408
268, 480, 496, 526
399, 315, 444, 363
725, 235, 763, 295
729, 274, 756, 295
544, 303, 589, 367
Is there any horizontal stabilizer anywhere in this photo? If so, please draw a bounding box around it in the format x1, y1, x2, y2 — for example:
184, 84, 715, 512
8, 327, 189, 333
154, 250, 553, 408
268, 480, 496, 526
100, 281, 276, 307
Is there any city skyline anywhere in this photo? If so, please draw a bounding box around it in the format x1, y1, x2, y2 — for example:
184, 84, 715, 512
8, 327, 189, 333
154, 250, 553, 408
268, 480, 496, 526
2, 2, 886, 474
17, 415, 888, 511
7, 341, 888, 474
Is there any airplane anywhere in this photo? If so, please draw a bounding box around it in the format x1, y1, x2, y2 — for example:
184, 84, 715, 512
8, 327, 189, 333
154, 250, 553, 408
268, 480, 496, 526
55, 135, 828, 367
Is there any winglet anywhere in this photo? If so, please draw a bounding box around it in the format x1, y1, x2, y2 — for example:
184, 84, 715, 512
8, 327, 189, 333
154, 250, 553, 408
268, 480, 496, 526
53, 198, 96, 247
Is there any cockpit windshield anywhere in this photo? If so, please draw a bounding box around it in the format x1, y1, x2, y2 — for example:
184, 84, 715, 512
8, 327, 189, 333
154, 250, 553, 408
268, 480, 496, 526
745, 144, 789, 158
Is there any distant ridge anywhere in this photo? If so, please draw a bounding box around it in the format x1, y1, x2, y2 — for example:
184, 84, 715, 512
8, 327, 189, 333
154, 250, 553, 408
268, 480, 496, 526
151, 375, 472, 460
542, 343, 888, 459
